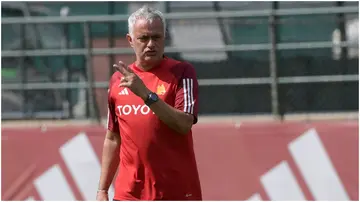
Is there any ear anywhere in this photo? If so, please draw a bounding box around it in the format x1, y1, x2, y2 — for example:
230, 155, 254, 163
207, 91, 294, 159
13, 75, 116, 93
126, 34, 134, 47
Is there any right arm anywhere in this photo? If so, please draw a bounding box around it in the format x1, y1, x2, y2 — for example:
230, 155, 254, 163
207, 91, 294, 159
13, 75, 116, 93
97, 75, 121, 200
97, 130, 121, 194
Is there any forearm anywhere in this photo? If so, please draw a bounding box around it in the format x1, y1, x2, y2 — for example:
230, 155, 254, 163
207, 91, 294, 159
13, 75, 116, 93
149, 99, 193, 135
98, 133, 121, 191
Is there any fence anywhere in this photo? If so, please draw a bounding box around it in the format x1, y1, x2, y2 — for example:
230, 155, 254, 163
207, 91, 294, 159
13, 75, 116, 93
1, 3, 359, 121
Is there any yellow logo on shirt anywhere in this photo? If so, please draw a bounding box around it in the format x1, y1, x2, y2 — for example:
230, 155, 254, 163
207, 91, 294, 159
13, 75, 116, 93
156, 84, 166, 95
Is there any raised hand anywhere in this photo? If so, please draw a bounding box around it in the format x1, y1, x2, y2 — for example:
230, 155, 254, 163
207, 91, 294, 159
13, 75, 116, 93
113, 61, 150, 100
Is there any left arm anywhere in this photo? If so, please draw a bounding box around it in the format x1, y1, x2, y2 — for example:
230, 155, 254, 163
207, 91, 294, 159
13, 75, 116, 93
114, 61, 199, 135
141, 93, 194, 135
138, 63, 198, 135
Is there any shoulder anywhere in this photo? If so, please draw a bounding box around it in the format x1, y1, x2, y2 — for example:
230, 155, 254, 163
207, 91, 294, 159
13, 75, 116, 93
165, 58, 197, 79
109, 71, 121, 88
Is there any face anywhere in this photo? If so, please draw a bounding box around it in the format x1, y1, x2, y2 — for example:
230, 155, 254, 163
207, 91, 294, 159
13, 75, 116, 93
127, 17, 165, 65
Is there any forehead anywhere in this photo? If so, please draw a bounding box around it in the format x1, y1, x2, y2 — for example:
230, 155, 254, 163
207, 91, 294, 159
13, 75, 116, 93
133, 18, 164, 36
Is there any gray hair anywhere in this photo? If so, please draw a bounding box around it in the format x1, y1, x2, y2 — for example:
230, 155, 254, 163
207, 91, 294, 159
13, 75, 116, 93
128, 5, 166, 37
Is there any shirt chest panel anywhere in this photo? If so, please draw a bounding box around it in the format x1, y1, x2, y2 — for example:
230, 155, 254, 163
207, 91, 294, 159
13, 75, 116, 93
112, 71, 177, 121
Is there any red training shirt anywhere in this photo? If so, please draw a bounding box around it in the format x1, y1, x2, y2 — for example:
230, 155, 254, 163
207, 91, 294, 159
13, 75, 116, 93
107, 57, 202, 200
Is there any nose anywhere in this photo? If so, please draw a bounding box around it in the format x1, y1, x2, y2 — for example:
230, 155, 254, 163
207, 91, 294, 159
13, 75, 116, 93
147, 39, 155, 49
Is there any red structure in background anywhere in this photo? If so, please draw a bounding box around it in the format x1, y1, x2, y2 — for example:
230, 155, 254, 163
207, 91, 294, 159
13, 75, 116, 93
1, 121, 358, 201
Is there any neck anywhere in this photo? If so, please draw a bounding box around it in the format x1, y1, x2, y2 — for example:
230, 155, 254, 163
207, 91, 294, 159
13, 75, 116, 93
135, 59, 163, 71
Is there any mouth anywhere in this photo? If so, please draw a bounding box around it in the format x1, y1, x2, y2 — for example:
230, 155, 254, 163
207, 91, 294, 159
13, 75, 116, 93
145, 51, 157, 56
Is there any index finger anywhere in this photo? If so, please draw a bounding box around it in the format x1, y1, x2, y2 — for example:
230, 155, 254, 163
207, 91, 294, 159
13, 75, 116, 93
113, 62, 130, 75
119, 61, 134, 74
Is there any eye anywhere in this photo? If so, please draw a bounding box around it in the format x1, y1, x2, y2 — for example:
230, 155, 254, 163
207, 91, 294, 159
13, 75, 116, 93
152, 35, 161, 41
138, 36, 149, 42
138, 35, 162, 42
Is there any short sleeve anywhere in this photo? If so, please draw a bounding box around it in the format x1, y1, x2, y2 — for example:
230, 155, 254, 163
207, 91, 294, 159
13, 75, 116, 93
174, 63, 199, 124
107, 74, 120, 133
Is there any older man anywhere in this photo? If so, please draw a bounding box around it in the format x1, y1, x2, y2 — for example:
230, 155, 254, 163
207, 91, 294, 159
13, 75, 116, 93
96, 5, 202, 201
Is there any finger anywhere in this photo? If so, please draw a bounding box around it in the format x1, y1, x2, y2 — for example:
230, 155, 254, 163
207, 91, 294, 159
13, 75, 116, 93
118, 61, 135, 74
119, 81, 131, 87
113, 63, 128, 75
114, 63, 134, 76
113, 61, 130, 75
120, 76, 127, 83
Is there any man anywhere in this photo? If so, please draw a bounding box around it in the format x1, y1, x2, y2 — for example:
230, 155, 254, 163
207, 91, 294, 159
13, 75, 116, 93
96, 5, 202, 201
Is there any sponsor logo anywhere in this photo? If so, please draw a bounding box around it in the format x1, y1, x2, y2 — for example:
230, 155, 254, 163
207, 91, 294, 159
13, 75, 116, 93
4, 125, 354, 201
29, 133, 115, 201
247, 129, 349, 201
156, 84, 166, 95
117, 104, 154, 116
119, 88, 129, 95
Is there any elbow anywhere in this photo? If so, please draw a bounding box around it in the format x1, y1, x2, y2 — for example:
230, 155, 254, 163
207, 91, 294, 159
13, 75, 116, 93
105, 130, 121, 144
177, 127, 191, 135
177, 121, 193, 135
176, 113, 195, 135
